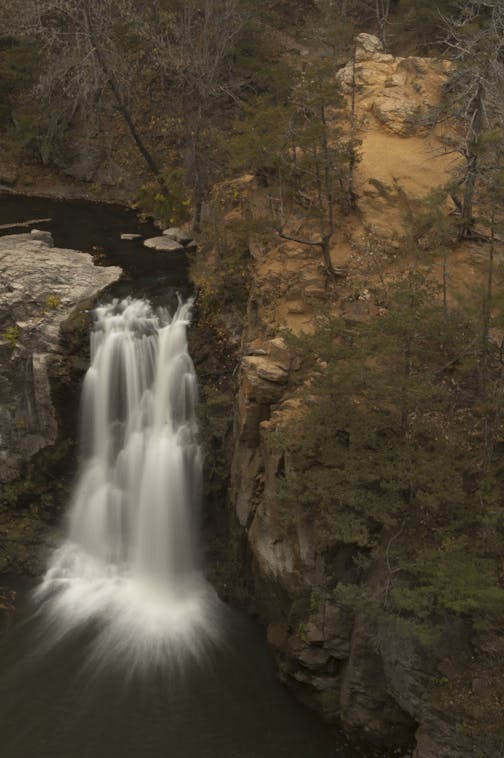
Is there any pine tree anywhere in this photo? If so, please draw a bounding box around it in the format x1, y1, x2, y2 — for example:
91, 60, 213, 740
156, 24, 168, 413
278, 256, 504, 633
231, 59, 360, 278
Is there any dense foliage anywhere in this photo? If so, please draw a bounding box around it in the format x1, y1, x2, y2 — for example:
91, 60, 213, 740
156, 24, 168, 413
279, 209, 504, 638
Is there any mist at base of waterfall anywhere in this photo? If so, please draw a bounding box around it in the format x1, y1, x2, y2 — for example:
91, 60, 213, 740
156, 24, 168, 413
34, 543, 225, 673
35, 297, 224, 673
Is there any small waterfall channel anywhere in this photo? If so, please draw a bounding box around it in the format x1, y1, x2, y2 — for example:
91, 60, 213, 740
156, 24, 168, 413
36, 297, 222, 666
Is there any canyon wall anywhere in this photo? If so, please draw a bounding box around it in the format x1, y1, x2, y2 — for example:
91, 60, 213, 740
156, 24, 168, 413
227, 37, 503, 757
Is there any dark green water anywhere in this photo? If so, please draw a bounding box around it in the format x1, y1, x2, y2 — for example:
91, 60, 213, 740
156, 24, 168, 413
0, 602, 355, 758
0, 192, 191, 296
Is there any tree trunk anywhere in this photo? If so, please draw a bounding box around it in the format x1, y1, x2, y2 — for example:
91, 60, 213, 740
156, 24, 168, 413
479, 217, 495, 398
376, 0, 391, 48
460, 152, 478, 238
348, 45, 358, 210
192, 192, 203, 234
82, 3, 168, 194
460, 80, 485, 238
321, 235, 340, 279
400, 337, 412, 439
188, 119, 204, 233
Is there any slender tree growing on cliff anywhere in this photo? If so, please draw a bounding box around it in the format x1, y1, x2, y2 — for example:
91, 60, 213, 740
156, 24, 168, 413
275, 61, 360, 277
441, 0, 504, 238
231, 59, 359, 278
367, 0, 392, 48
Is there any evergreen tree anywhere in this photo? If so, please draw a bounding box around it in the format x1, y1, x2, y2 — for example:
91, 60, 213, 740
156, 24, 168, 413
279, 258, 504, 634
231, 59, 359, 278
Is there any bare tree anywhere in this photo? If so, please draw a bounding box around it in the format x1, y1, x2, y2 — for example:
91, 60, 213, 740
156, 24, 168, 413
147, 0, 248, 230
314, 0, 394, 49
311, 1, 356, 58
442, 0, 504, 238
371, 0, 392, 48
9, 0, 168, 190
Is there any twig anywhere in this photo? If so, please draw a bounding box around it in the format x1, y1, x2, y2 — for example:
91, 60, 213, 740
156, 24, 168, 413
0, 218, 51, 231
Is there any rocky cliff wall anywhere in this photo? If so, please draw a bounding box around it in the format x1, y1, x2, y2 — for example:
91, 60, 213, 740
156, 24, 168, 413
227, 36, 503, 758
0, 231, 121, 573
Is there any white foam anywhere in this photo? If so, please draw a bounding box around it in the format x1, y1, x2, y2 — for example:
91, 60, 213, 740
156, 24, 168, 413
37, 298, 223, 670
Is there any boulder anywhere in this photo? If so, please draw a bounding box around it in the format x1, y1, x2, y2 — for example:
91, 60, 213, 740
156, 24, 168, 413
242, 355, 288, 385
162, 227, 194, 245
120, 233, 141, 241
354, 33, 384, 61
0, 233, 121, 486
143, 236, 185, 252
372, 97, 421, 136
266, 337, 292, 371
30, 229, 54, 246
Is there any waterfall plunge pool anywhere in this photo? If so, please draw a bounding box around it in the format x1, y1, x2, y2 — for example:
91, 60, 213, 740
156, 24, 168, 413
0, 600, 359, 758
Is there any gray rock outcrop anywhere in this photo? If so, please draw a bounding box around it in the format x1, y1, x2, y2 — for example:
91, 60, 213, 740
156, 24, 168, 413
0, 233, 121, 484
162, 227, 194, 245
143, 236, 185, 252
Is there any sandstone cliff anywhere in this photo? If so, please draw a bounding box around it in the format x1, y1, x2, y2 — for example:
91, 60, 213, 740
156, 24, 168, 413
227, 36, 503, 758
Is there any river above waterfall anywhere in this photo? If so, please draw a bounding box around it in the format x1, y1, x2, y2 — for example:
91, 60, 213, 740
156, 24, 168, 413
0, 192, 190, 298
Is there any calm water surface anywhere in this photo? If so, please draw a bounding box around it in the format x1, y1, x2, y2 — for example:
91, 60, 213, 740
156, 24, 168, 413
0, 192, 190, 293
0, 603, 355, 758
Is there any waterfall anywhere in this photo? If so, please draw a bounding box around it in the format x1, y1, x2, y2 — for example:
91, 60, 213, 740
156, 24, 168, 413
36, 298, 222, 668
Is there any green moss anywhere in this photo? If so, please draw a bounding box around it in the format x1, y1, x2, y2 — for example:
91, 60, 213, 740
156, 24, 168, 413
136, 168, 191, 227
1, 326, 20, 348
45, 294, 61, 310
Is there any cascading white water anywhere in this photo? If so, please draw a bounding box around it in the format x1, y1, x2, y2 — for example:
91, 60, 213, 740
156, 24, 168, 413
36, 298, 222, 668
